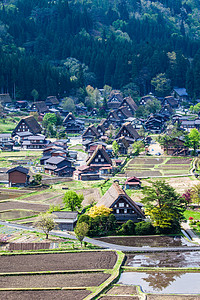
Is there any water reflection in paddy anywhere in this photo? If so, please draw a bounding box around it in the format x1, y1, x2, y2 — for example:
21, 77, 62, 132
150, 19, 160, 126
118, 272, 200, 294
126, 251, 200, 268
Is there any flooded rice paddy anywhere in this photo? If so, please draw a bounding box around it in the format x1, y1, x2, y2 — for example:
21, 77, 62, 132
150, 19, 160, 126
118, 271, 200, 294
126, 251, 200, 268
97, 235, 195, 247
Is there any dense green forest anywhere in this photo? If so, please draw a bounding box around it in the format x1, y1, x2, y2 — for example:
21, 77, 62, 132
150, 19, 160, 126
0, 0, 200, 100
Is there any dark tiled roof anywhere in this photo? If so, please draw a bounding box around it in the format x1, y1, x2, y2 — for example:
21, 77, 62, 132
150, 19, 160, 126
45, 156, 66, 165
52, 211, 78, 220
7, 166, 29, 174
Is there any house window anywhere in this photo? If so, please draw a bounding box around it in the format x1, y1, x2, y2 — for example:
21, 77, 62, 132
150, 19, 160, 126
101, 158, 104, 162
132, 210, 135, 213
119, 203, 124, 207
126, 204, 129, 207
116, 209, 119, 214
114, 204, 117, 207
95, 158, 98, 162
124, 209, 127, 214
98, 155, 101, 158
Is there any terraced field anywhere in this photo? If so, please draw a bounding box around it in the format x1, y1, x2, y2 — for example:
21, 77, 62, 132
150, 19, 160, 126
0, 250, 121, 300
121, 156, 193, 178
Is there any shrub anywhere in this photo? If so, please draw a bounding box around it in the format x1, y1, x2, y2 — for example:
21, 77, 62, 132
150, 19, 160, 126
135, 221, 155, 235
118, 220, 135, 235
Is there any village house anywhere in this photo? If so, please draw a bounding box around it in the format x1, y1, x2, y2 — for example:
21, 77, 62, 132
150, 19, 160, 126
115, 122, 140, 144
173, 88, 188, 102
144, 113, 166, 133
52, 211, 78, 231
0, 94, 12, 107
86, 144, 112, 172
0, 133, 14, 151
15, 101, 29, 109
106, 110, 121, 127
162, 136, 189, 156
107, 92, 123, 110
30, 101, 49, 115
63, 112, 84, 133
89, 108, 98, 117
97, 182, 145, 223
125, 177, 141, 189
12, 116, 42, 137
139, 94, 155, 106
116, 106, 134, 120
7, 166, 30, 187
96, 122, 106, 136
82, 125, 100, 141
21, 134, 49, 149
162, 96, 178, 108
40, 143, 68, 165
44, 156, 75, 176
116, 136, 129, 154
73, 165, 100, 181
45, 96, 59, 109
75, 104, 88, 115
119, 96, 138, 115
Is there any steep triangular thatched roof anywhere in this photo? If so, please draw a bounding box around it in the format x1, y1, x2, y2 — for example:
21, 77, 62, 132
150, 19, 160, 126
116, 122, 140, 140
120, 96, 138, 112
86, 144, 112, 166
63, 112, 76, 123
82, 125, 100, 138
97, 182, 145, 217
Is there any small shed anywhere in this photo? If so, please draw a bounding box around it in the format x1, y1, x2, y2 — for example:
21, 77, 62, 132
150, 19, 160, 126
7, 166, 30, 187
125, 177, 141, 189
52, 211, 78, 231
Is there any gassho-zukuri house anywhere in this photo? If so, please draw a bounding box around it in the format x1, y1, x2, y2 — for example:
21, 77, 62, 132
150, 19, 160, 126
97, 182, 145, 224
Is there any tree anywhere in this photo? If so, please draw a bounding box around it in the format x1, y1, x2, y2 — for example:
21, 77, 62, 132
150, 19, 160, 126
151, 73, 171, 97
42, 113, 57, 128
63, 190, 83, 211
158, 134, 173, 155
87, 205, 112, 218
188, 128, 200, 155
35, 213, 55, 239
32, 174, 42, 185
31, 89, 39, 102
191, 184, 200, 205
74, 222, 89, 247
132, 141, 145, 155
142, 180, 186, 232
112, 140, 119, 156
61, 97, 75, 112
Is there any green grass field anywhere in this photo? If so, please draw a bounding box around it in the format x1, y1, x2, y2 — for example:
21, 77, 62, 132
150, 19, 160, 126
184, 210, 200, 220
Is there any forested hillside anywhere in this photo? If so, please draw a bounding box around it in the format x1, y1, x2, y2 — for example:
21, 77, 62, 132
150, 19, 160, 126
0, 0, 200, 100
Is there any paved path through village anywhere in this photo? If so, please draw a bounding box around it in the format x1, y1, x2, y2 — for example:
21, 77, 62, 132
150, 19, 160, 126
0, 221, 200, 253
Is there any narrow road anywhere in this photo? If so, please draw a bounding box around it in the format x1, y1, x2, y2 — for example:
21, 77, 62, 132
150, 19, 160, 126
0, 221, 200, 253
